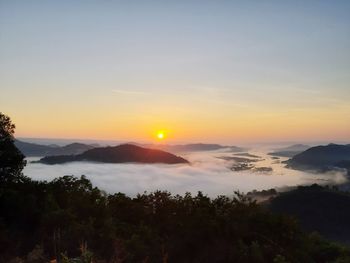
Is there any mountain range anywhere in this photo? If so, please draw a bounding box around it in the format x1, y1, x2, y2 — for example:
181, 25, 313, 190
15, 140, 95, 157
16, 139, 243, 157
142, 143, 244, 153
268, 144, 310, 157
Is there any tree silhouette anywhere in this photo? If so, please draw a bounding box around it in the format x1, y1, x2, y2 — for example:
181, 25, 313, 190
0, 112, 26, 183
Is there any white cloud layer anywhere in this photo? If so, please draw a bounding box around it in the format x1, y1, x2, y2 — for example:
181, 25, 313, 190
23, 149, 348, 197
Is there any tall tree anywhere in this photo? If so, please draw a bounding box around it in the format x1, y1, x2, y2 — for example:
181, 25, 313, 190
0, 112, 26, 183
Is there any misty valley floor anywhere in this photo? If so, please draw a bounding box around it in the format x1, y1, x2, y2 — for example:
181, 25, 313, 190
23, 148, 348, 197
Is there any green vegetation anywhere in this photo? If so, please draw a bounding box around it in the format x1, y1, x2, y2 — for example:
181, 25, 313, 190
1, 112, 350, 263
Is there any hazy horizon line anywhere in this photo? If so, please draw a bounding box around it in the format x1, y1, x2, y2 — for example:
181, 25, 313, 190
16, 136, 349, 147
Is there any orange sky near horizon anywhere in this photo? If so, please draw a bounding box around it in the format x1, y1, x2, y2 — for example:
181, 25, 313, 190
7, 101, 350, 144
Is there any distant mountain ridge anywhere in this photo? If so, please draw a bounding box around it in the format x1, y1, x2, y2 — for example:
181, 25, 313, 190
143, 143, 244, 153
15, 140, 95, 157
38, 144, 189, 165
268, 144, 310, 157
286, 144, 350, 173
16, 139, 243, 157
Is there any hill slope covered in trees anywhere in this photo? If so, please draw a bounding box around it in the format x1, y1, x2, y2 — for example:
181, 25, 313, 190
38, 144, 189, 165
286, 144, 350, 173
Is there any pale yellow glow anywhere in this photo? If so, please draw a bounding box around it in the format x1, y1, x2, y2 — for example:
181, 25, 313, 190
157, 131, 165, 140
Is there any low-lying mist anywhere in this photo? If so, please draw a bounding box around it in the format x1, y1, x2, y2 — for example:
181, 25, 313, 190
23, 149, 348, 197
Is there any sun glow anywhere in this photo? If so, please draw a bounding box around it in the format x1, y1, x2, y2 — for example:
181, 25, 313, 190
157, 131, 165, 140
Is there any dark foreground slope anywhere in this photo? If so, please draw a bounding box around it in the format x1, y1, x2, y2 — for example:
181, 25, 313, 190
2, 176, 350, 263
286, 144, 350, 172
268, 185, 350, 243
39, 144, 189, 164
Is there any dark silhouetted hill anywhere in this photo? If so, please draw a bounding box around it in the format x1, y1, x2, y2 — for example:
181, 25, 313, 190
268, 185, 350, 243
286, 144, 350, 171
336, 160, 350, 175
38, 144, 189, 164
15, 140, 95, 157
14, 140, 56, 156
57, 143, 95, 155
268, 144, 310, 157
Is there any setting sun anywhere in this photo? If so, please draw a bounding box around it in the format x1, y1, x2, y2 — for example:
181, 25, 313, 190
157, 131, 165, 140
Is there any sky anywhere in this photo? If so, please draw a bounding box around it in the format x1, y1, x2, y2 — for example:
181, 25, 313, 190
1, 0, 349, 144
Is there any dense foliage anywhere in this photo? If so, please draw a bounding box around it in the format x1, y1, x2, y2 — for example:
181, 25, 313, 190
0, 112, 26, 183
2, 176, 350, 263
269, 184, 350, 243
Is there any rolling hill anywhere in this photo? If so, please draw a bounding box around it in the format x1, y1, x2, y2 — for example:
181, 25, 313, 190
38, 144, 189, 165
286, 144, 350, 172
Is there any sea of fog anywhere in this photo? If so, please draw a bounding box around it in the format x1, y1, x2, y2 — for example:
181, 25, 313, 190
23, 148, 348, 197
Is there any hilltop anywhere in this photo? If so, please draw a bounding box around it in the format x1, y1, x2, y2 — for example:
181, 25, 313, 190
38, 144, 189, 165
286, 144, 350, 172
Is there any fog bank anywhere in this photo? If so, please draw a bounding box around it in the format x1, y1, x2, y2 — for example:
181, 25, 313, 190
23, 149, 348, 197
